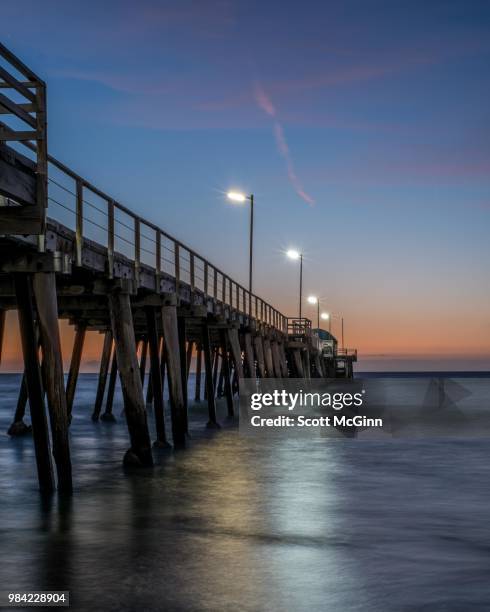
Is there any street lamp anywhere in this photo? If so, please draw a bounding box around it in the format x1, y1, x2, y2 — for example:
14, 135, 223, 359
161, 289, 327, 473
287, 249, 303, 319
308, 296, 330, 330
307, 295, 320, 328
227, 191, 254, 293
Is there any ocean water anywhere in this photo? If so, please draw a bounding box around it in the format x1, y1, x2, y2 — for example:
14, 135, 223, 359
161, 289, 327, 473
1, 372, 490, 611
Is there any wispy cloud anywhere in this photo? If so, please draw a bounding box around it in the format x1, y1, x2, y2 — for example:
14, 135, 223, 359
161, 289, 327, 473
255, 83, 314, 205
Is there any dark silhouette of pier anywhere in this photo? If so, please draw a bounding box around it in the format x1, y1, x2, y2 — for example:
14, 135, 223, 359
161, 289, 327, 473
0, 44, 356, 494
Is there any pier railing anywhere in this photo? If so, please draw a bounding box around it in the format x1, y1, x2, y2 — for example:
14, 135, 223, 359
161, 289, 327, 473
0, 42, 47, 234
336, 348, 357, 358
44, 152, 289, 333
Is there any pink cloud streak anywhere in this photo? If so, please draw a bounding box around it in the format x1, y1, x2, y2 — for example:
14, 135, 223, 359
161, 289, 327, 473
255, 83, 315, 205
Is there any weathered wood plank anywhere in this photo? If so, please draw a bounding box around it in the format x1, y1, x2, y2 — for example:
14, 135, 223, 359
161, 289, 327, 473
145, 306, 169, 448
108, 290, 153, 466
161, 304, 186, 447
32, 272, 72, 494
14, 273, 54, 493
92, 331, 113, 421
66, 323, 86, 420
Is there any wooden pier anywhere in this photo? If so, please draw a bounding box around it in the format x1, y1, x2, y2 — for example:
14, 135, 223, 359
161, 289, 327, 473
0, 44, 356, 494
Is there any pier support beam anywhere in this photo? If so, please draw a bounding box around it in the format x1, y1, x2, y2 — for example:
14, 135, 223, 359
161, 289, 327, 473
278, 341, 289, 377
202, 322, 218, 427
161, 303, 187, 448
263, 337, 274, 377
66, 323, 86, 421
291, 349, 305, 378
253, 335, 266, 378
108, 290, 153, 467
101, 348, 117, 421
145, 306, 169, 448
14, 274, 55, 494
227, 328, 244, 381
194, 345, 202, 402
271, 340, 282, 378
0, 309, 5, 366
212, 347, 219, 396
219, 328, 234, 417
33, 272, 72, 494
138, 337, 148, 387
243, 332, 255, 379
92, 331, 112, 421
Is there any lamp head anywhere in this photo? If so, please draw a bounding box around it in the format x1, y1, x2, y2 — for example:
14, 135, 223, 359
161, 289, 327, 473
227, 191, 247, 203
286, 249, 300, 260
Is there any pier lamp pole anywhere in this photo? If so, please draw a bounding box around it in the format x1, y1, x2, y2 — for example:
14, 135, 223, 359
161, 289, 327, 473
227, 191, 254, 293
308, 296, 330, 330
286, 250, 303, 319
307, 295, 320, 328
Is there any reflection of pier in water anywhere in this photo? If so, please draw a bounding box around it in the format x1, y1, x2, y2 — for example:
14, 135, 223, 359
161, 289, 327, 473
0, 43, 356, 494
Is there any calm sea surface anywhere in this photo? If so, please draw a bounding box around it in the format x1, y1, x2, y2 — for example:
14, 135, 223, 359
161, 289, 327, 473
1, 372, 490, 611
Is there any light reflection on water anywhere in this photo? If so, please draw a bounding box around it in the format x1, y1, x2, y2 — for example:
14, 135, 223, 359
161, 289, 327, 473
1, 374, 490, 611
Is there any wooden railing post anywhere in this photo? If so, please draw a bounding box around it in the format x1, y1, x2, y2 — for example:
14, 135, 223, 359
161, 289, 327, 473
107, 200, 114, 279
213, 268, 218, 299
175, 242, 180, 292
190, 252, 195, 292
134, 218, 141, 286
75, 179, 83, 267
155, 230, 161, 290
204, 261, 209, 295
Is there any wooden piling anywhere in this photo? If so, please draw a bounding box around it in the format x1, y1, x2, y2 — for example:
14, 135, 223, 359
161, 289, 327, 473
177, 317, 189, 427
186, 339, 194, 380
14, 274, 54, 493
292, 349, 305, 378
145, 306, 169, 447
202, 323, 218, 427
263, 337, 274, 377
161, 304, 187, 447
0, 309, 5, 366
253, 335, 266, 378
66, 323, 86, 420
212, 347, 220, 396
243, 332, 255, 378
92, 330, 112, 421
219, 328, 234, 417
139, 337, 148, 387
194, 345, 202, 402
227, 328, 244, 380
108, 290, 153, 467
101, 347, 118, 421
32, 272, 72, 494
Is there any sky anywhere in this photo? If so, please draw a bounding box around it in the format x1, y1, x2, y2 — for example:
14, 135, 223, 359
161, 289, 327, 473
1, 0, 490, 371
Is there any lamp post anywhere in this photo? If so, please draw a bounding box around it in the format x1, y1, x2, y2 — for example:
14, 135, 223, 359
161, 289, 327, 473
308, 296, 330, 330
286, 249, 303, 319
227, 191, 254, 293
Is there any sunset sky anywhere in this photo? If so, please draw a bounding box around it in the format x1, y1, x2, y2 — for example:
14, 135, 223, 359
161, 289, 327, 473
1, 0, 490, 371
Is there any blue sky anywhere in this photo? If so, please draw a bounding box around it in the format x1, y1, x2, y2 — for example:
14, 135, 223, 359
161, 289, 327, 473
2, 0, 490, 366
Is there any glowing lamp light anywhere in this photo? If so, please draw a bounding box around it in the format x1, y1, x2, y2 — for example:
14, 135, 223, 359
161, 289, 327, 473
286, 249, 300, 260
227, 191, 247, 203
321, 312, 330, 320
307, 295, 318, 305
